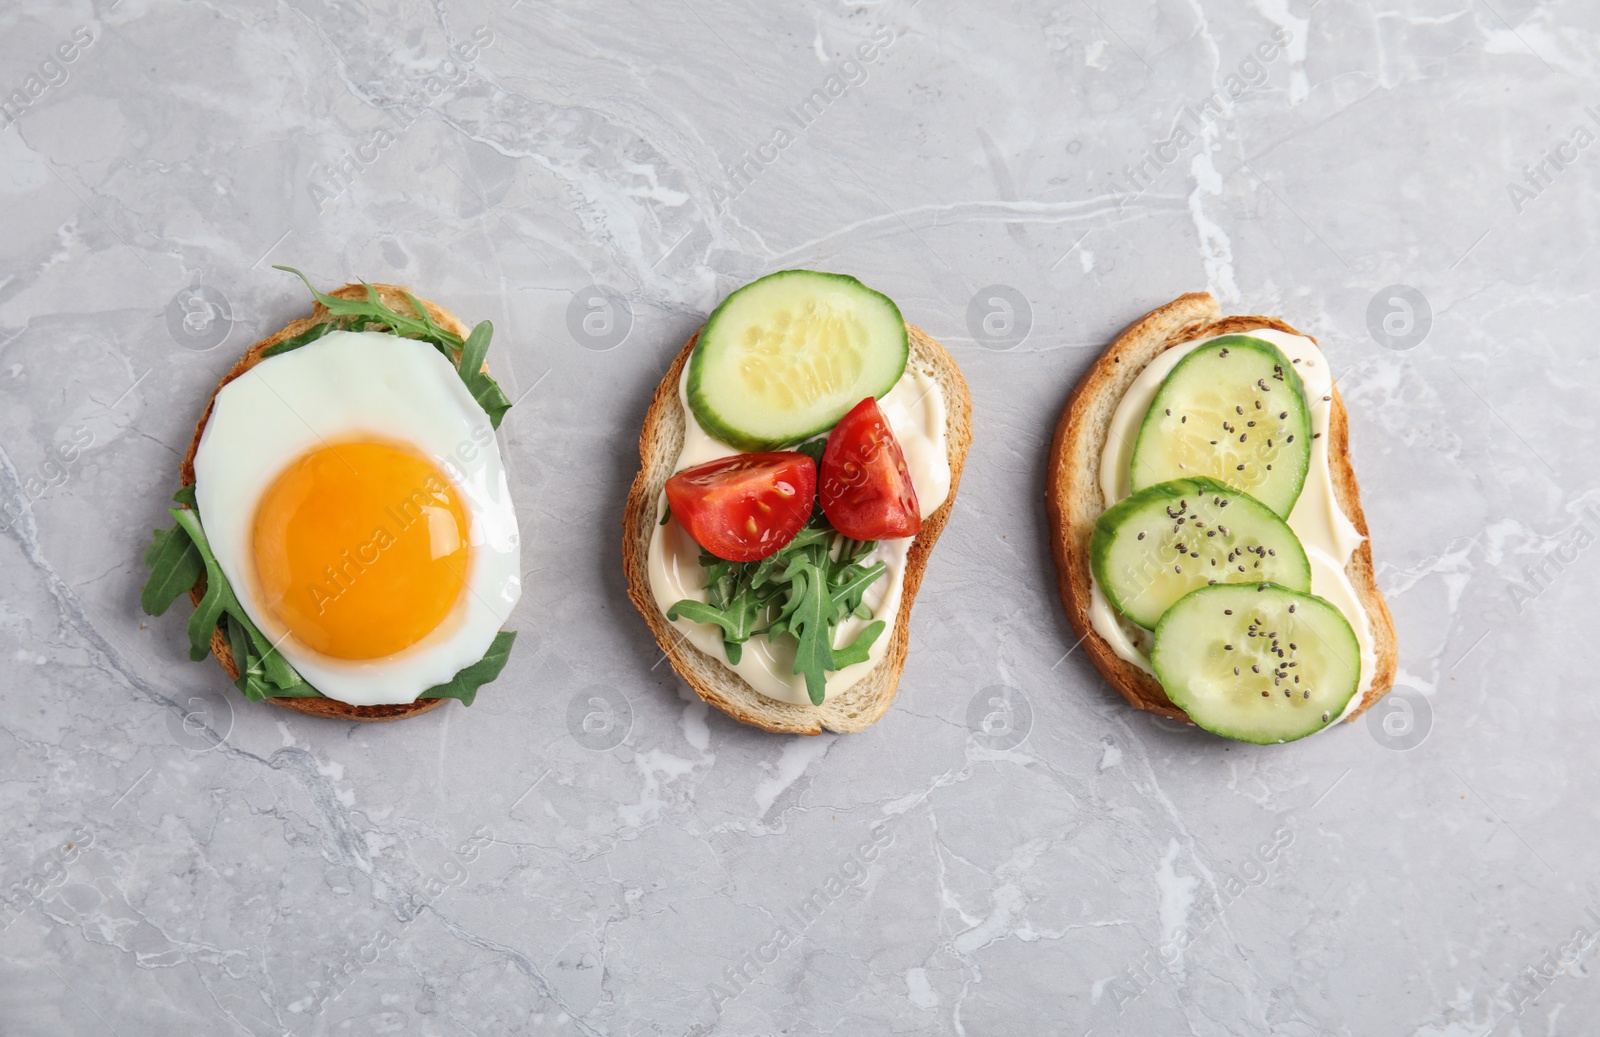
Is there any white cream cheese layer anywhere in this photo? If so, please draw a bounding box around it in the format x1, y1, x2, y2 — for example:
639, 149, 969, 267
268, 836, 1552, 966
647, 354, 949, 706
1089, 328, 1376, 722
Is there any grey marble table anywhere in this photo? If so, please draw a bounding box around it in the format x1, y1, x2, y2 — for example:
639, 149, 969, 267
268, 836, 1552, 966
2, 1, 1597, 1034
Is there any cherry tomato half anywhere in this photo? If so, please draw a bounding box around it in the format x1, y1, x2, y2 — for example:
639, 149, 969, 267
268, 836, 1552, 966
819, 397, 921, 540
664, 451, 817, 562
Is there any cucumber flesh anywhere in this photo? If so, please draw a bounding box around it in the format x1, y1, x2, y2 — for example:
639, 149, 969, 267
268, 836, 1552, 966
1091, 477, 1310, 629
1151, 583, 1361, 744
1131, 336, 1312, 517
687, 270, 909, 451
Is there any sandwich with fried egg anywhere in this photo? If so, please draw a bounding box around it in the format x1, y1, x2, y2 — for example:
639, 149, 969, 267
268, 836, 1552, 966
140, 269, 521, 722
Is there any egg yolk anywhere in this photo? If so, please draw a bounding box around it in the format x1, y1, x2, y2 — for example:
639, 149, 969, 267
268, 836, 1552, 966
251, 440, 472, 661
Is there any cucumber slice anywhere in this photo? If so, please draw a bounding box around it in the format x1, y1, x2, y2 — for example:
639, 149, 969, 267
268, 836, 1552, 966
1091, 477, 1310, 629
1151, 583, 1361, 744
1130, 336, 1312, 517
688, 270, 909, 450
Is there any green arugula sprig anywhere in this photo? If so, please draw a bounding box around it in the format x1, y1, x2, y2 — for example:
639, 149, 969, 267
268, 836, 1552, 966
268, 266, 512, 428
142, 485, 308, 701
138, 268, 521, 706
667, 519, 887, 707
418, 630, 516, 706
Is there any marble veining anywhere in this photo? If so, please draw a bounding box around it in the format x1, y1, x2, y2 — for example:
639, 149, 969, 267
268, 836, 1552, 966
2, 1, 1599, 1034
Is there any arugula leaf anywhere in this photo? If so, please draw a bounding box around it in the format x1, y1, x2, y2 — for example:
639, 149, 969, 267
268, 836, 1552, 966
260, 320, 339, 359
187, 560, 229, 661
830, 620, 885, 669
668, 546, 782, 664
457, 321, 513, 429
150, 503, 302, 687
170, 508, 302, 689
458, 320, 492, 381
403, 291, 452, 345
224, 615, 310, 701
419, 631, 516, 706
224, 614, 260, 700
666, 599, 753, 642
830, 559, 886, 617
141, 525, 203, 616
274, 266, 447, 343
779, 526, 833, 553
162, 512, 224, 660
777, 557, 836, 706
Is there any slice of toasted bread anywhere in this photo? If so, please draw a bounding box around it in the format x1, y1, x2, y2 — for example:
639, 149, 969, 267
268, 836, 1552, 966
623, 324, 972, 735
174, 282, 487, 723
1046, 292, 1397, 725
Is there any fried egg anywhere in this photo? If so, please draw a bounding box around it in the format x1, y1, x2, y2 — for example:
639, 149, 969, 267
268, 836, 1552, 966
193, 329, 520, 705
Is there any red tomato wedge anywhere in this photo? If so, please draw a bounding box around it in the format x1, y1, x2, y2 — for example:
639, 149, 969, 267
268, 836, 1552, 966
819, 397, 921, 540
664, 452, 817, 562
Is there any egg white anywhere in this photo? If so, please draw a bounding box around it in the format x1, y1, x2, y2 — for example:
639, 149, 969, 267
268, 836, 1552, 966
192, 330, 520, 706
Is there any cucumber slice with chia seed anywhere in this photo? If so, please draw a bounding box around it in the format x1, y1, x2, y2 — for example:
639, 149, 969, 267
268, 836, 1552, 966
1091, 477, 1310, 629
687, 270, 909, 451
1151, 583, 1361, 745
1131, 336, 1312, 516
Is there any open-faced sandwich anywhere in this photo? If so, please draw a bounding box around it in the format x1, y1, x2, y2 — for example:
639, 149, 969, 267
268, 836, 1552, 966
624, 270, 972, 734
1047, 293, 1396, 743
140, 268, 520, 722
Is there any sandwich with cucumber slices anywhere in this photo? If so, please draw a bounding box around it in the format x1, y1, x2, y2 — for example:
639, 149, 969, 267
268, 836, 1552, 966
623, 270, 971, 734
1047, 293, 1396, 744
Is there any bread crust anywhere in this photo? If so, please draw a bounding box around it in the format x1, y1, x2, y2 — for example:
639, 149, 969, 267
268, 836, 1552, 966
1046, 293, 1397, 727
176, 283, 485, 723
622, 325, 972, 735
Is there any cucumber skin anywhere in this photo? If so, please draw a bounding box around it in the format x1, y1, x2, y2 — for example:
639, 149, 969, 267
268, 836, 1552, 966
687, 270, 910, 452
1151, 582, 1361, 745
1131, 336, 1313, 517
1090, 476, 1311, 629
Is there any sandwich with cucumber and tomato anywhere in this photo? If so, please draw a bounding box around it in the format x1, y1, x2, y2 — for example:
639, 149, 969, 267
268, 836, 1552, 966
624, 270, 972, 734
1047, 293, 1397, 744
